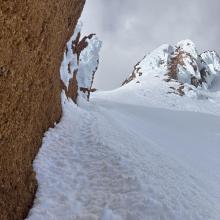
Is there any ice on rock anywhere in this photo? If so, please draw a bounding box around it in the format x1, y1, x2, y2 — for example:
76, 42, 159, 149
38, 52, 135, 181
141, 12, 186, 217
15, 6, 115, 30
176, 39, 198, 59
60, 22, 82, 90
173, 40, 201, 85
60, 21, 102, 100
201, 51, 220, 72
171, 40, 220, 88
77, 34, 102, 98
200, 50, 220, 87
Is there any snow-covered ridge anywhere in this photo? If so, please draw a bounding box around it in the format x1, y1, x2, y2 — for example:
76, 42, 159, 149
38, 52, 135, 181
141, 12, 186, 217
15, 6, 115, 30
123, 39, 220, 93
60, 21, 102, 101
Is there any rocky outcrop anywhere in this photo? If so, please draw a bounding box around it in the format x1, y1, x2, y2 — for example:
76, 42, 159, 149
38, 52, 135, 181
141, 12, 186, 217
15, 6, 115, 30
167, 40, 220, 88
0, 1, 85, 219
123, 40, 220, 95
60, 22, 101, 101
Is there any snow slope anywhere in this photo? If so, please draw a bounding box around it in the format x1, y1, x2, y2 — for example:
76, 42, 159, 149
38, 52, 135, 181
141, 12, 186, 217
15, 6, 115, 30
27, 40, 220, 220
28, 80, 220, 220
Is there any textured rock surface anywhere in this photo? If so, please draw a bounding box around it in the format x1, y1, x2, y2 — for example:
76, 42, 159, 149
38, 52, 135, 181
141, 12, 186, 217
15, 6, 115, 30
0, 1, 85, 219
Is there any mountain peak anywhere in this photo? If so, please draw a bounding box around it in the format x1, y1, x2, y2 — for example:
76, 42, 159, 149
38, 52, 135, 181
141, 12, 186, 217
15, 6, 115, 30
123, 40, 220, 95
176, 39, 198, 59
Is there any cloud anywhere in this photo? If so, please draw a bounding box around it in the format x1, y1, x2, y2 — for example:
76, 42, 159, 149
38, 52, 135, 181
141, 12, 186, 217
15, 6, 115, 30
81, 0, 220, 90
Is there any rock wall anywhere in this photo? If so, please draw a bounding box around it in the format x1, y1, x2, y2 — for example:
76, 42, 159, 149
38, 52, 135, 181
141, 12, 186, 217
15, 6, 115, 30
0, 1, 85, 219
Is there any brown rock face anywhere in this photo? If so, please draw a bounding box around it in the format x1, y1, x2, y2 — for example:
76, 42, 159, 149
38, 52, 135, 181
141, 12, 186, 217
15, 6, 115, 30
0, 1, 85, 219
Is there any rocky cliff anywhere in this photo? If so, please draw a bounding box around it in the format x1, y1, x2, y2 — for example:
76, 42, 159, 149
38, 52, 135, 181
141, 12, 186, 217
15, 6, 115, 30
0, 1, 85, 219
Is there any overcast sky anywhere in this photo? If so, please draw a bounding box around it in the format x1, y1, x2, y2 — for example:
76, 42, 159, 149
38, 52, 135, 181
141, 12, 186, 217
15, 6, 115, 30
81, 0, 220, 90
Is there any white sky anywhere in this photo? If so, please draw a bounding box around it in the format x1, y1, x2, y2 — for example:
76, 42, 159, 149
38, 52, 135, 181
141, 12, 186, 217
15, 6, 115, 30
81, 0, 220, 90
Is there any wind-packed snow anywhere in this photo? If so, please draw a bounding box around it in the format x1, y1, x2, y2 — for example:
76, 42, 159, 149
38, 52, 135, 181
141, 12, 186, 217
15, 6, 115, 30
132, 44, 174, 77
176, 39, 198, 59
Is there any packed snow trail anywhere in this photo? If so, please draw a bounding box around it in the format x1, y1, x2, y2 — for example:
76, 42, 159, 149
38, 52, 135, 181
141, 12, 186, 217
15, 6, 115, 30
26, 37, 220, 219
27, 92, 220, 220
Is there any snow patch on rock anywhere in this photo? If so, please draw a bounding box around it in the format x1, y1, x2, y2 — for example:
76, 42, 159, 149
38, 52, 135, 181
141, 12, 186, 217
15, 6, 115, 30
77, 34, 102, 100
60, 21, 102, 101
137, 44, 174, 73
176, 39, 198, 59
122, 44, 174, 85
200, 50, 220, 87
60, 22, 82, 90
174, 40, 201, 84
